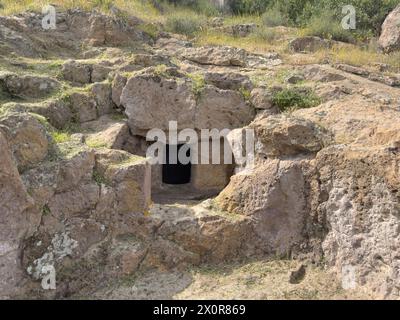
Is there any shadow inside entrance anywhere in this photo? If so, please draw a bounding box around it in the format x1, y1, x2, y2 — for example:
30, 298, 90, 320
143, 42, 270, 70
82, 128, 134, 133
162, 144, 191, 185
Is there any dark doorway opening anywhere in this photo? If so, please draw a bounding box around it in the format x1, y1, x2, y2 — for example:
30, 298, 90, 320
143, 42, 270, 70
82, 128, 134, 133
162, 144, 191, 185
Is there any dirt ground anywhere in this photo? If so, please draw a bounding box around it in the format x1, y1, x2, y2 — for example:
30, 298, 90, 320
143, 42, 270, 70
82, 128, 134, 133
85, 259, 374, 300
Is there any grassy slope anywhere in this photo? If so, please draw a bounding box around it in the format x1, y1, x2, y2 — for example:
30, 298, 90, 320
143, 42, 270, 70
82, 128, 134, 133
1, 0, 399, 71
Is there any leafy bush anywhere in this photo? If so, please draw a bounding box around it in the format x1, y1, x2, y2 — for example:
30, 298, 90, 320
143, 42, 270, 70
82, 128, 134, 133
223, 0, 399, 37
262, 6, 287, 27
160, 0, 221, 15
226, 0, 272, 15
165, 14, 206, 36
304, 10, 356, 43
272, 88, 321, 112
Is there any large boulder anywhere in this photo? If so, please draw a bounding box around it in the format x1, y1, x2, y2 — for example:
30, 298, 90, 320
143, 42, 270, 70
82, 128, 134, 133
181, 46, 281, 69
250, 114, 330, 159
90, 82, 114, 116
289, 36, 331, 53
120, 71, 197, 133
120, 70, 255, 134
0, 131, 34, 298
0, 73, 59, 99
250, 87, 279, 114
69, 92, 98, 123
195, 86, 254, 130
216, 160, 308, 255
111, 73, 127, 108
0, 112, 49, 171
82, 115, 130, 150
204, 71, 253, 91
94, 149, 151, 218
378, 4, 400, 53
62, 60, 92, 85
315, 145, 400, 297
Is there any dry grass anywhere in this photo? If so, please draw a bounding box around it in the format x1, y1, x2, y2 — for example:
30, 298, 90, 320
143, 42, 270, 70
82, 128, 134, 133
88, 259, 375, 300
0, 0, 162, 22
2, 1, 400, 73
195, 28, 292, 55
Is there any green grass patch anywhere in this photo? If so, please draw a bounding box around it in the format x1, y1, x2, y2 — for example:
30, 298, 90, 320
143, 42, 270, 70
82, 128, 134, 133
52, 131, 71, 143
93, 169, 110, 186
262, 6, 287, 27
272, 88, 321, 112
187, 72, 206, 99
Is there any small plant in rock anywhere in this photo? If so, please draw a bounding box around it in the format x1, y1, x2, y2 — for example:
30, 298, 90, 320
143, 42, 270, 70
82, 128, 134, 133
52, 131, 71, 144
93, 170, 109, 186
42, 204, 51, 216
153, 64, 170, 78
272, 88, 321, 112
137, 23, 160, 40
239, 86, 251, 102
187, 72, 206, 99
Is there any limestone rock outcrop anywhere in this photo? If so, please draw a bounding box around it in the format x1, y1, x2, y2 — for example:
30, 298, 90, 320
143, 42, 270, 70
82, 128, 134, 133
379, 4, 400, 53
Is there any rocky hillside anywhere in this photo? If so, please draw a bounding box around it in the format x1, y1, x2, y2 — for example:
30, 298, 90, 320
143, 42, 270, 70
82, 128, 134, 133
1, 3, 400, 299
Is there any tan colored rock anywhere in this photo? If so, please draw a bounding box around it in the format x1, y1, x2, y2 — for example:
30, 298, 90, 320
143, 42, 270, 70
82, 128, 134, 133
0, 131, 34, 298
41, 100, 74, 130
250, 88, 278, 113
105, 236, 147, 276
378, 4, 400, 53
0, 73, 59, 99
0, 112, 49, 171
250, 114, 329, 158
302, 65, 347, 82
68, 218, 108, 258
111, 73, 127, 107
315, 146, 400, 298
91, 82, 114, 116
182, 46, 281, 68
195, 86, 254, 130
148, 201, 253, 265
289, 36, 331, 53
204, 71, 253, 91
216, 160, 307, 255
55, 148, 95, 193
293, 95, 400, 147
120, 72, 197, 132
48, 183, 100, 219
94, 149, 151, 215
69, 92, 98, 123
21, 139, 94, 209
132, 54, 174, 68
62, 60, 91, 85
91, 65, 112, 83
82, 115, 129, 150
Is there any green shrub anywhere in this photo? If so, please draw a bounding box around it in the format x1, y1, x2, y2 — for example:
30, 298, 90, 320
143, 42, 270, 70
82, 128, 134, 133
195, 0, 221, 16
223, 0, 398, 37
93, 170, 110, 186
161, 0, 221, 16
272, 88, 321, 112
165, 14, 206, 36
187, 73, 206, 99
304, 10, 355, 43
262, 6, 287, 27
226, 0, 271, 15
